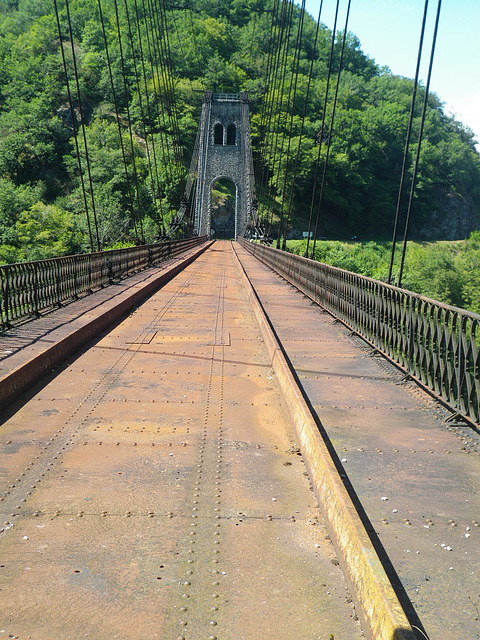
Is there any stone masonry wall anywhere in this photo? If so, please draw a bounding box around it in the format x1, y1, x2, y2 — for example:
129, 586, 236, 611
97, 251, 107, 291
195, 95, 250, 238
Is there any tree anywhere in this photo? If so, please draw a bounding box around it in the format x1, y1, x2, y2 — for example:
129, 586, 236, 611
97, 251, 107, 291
14, 202, 82, 260
0, 0, 479, 261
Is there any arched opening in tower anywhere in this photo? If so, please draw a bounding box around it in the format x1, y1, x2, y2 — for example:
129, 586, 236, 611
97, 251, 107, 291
211, 178, 236, 239
226, 124, 236, 146
214, 124, 224, 145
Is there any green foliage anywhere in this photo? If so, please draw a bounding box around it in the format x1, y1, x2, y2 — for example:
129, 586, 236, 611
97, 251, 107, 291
0, 0, 479, 268
456, 231, 480, 314
14, 202, 82, 261
0, 178, 46, 244
401, 243, 464, 307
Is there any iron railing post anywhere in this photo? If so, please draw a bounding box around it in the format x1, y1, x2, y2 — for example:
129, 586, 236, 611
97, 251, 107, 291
456, 316, 466, 415
56, 259, 61, 307
33, 263, 40, 318
73, 258, 78, 300
1, 269, 8, 329
88, 254, 92, 292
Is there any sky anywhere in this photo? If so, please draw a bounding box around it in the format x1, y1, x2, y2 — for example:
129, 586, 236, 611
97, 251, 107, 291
303, 0, 480, 148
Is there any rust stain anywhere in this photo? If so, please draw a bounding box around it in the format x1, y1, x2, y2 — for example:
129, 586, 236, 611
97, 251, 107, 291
0, 242, 362, 639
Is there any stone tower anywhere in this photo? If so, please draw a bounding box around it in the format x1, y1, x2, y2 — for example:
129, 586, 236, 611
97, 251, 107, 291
194, 91, 254, 239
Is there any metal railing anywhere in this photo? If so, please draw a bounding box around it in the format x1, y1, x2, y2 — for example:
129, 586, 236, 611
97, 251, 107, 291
239, 239, 480, 424
0, 237, 207, 329
212, 93, 240, 101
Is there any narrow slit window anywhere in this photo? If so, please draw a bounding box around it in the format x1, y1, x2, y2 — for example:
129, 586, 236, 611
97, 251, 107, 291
214, 124, 224, 145
226, 124, 236, 146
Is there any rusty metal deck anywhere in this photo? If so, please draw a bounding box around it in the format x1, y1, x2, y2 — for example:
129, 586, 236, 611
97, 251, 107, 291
0, 242, 362, 639
235, 242, 480, 640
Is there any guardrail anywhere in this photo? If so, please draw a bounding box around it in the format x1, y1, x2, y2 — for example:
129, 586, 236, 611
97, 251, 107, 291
212, 93, 239, 101
239, 238, 480, 425
0, 237, 208, 329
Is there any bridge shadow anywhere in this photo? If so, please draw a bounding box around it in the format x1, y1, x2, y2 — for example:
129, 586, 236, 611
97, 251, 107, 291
0, 316, 130, 427
283, 350, 430, 640
295, 366, 392, 383
0, 283, 128, 362
0, 344, 87, 428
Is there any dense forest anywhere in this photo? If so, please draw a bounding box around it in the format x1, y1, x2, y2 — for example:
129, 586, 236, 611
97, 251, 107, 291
0, 0, 479, 267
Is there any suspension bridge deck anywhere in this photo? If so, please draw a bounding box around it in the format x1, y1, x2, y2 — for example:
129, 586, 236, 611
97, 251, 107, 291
0, 241, 478, 640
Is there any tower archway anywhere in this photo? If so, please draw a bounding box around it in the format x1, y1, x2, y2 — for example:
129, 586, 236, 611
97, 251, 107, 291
210, 178, 236, 239
194, 92, 254, 239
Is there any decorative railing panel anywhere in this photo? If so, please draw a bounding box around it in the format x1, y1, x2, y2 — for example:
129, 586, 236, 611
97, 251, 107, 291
0, 237, 207, 329
239, 239, 480, 424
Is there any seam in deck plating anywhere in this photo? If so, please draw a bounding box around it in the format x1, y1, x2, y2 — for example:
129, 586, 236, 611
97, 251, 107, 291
0, 262, 205, 526
170, 246, 228, 640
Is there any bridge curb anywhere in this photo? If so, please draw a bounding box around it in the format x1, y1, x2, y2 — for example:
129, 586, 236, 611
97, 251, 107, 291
233, 242, 416, 640
0, 241, 213, 413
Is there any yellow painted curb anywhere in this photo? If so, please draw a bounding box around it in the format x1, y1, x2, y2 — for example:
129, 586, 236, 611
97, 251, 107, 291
233, 242, 416, 640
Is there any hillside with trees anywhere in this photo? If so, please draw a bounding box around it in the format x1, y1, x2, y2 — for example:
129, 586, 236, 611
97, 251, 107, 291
0, 0, 479, 265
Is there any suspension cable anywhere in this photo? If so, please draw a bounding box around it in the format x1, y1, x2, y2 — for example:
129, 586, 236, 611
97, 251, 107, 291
277, 0, 307, 249
254, 0, 279, 202
154, 0, 182, 167
159, 0, 184, 174
53, 0, 94, 252
398, 0, 442, 287
259, 0, 289, 206
305, 0, 340, 258
265, 0, 295, 226
257, 0, 286, 225
147, 0, 186, 222
146, 0, 179, 197
185, 121, 202, 202
132, 0, 167, 234
256, 0, 280, 158
64, 0, 101, 250
265, 0, 295, 237
311, 0, 352, 259
282, 0, 324, 247
97, 0, 140, 243
142, 0, 174, 194
113, 0, 146, 243
387, 0, 429, 284
123, 0, 165, 234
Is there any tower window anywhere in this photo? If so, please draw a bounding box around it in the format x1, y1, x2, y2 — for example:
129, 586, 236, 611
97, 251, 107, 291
226, 124, 237, 146
214, 124, 224, 145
